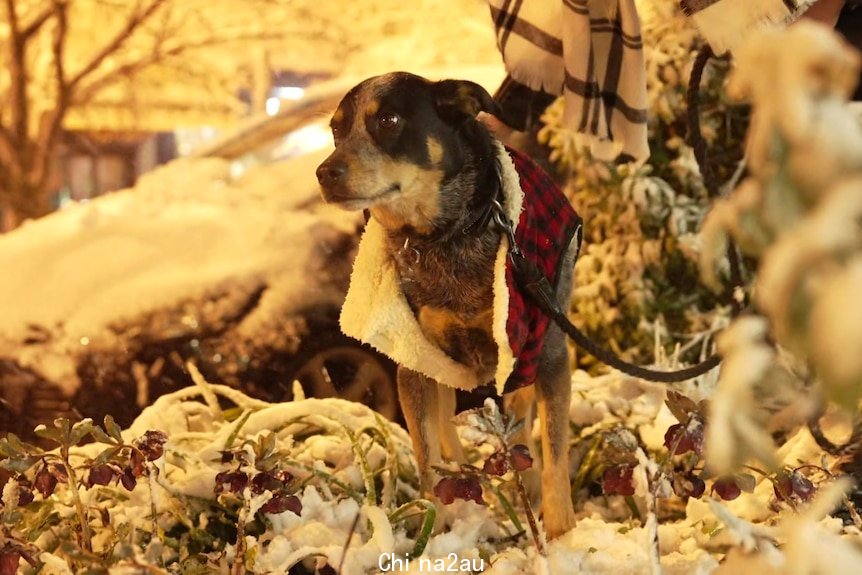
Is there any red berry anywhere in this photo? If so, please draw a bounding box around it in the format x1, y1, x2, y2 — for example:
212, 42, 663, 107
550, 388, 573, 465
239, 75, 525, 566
433, 476, 484, 505
129, 448, 146, 477
0, 551, 21, 574
214, 471, 248, 495
664, 423, 701, 455
433, 477, 458, 504
16, 486, 34, 506
509, 444, 533, 471
285, 494, 302, 515
483, 451, 508, 476
791, 472, 816, 502
773, 472, 793, 502
261, 494, 302, 516
602, 464, 636, 496
688, 475, 706, 498
88, 465, 116, 487
134, 430, 167, 461
51, 464, 68, 483
674, 473, 706, 498
458, 477, 484, 505
34, 466, 58, 498
120, 467, 137, 491
713, 477, 741, 501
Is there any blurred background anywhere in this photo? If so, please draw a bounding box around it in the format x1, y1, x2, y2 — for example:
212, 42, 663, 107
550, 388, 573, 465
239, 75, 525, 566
0, 0, 507, 440
0, 0, 500, 223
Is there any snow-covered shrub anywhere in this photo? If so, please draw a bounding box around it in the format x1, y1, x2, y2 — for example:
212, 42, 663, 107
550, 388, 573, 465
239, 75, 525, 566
701, 21, 862, 474
538, 0, 745, 367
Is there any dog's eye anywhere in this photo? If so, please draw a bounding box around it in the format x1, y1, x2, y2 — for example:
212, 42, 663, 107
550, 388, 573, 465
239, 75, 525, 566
377, 112, 400, 130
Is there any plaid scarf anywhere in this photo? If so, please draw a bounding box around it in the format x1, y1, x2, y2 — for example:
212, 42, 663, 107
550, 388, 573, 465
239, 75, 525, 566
680, 0, 817, 54
488, 0, 649, 161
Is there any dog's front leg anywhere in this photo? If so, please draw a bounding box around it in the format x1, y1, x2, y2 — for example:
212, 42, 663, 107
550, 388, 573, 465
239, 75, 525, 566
397, 367, 442, 496
504, 386, 541, 507
436, 383, 467, 464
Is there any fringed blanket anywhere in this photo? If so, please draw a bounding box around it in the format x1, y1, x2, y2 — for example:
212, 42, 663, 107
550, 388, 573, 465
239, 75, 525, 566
488, 0, 649, 162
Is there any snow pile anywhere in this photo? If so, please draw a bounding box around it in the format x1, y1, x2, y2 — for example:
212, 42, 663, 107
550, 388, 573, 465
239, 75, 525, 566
0, 148, 360, 392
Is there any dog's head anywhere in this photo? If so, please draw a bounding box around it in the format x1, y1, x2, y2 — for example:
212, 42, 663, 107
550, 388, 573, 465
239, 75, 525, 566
316, 72, 501, 232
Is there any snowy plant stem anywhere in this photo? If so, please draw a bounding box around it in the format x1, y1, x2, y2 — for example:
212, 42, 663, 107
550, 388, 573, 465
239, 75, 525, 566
232, 502, 248, 575
345, 428, 377, 505
61, 446, 92, 553
489, 483, 524, 534
147, 467, 164, 567
513, 468, 545, 555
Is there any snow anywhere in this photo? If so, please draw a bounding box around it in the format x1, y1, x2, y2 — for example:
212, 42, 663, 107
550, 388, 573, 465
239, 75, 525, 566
0, 147, 359, 392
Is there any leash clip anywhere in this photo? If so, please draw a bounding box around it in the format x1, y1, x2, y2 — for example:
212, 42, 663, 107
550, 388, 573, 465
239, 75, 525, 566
490, 198, 522, 258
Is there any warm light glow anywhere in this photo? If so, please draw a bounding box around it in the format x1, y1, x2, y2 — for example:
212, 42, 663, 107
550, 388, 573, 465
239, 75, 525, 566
270, 121, 332, 158
273, 86, 305, 100
265, 97, 281, 116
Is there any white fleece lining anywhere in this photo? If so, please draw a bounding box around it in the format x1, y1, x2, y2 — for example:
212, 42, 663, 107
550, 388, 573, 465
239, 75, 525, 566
340, 141, 524, 394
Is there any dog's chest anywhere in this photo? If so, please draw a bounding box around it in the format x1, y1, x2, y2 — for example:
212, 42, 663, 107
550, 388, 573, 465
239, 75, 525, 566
390, 235, 499, 381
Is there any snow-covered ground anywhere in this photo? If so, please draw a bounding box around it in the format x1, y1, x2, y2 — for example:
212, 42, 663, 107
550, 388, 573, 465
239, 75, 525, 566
10, 369, 859, 575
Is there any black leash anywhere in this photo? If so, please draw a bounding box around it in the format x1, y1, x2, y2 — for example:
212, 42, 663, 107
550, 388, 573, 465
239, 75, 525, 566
487, 43, 743, 384
490, 199, 722, 384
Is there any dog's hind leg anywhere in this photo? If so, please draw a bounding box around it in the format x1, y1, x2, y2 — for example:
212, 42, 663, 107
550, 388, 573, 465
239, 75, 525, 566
437, 383, 467, 464
535, 237, 578, 539
397, 367, 442, 496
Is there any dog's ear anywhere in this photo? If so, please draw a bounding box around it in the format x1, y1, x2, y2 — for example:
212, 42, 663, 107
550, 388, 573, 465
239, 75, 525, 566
433, 79, 502, 122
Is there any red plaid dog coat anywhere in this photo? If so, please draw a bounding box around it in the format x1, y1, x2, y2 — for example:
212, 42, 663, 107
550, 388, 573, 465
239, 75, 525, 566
502, 148, 582, 393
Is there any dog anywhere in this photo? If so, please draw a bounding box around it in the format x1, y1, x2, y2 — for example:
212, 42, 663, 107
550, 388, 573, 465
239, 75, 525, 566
316, 72, 579, 538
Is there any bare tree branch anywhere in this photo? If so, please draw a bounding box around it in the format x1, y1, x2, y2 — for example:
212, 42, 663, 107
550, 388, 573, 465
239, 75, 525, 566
4, 0, 28, 168
73, 30, 293, 104
20, 3, 57, 39
32, 0, 69, 191
68, 0, 168, 89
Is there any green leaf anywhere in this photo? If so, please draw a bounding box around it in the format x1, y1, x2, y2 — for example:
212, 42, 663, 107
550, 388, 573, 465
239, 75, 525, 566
88, 425, 114, 445
259, 430, 276, 460
665, 391, 698, 423
33, 425, 63, 444
504, 417, 526, 440
69, 420, 94, 446
57, 418, 72, 441
93, 446, 122, 467
735, 472, 757, 493
5, 433, 36, 455
412, 509, 436, 557
489, 483, 524, 534
104, 415, 124, 442
0, 435, 24, 457
0, 454, 41, 473
223, 409, 252, 451
26, 509, 62, 543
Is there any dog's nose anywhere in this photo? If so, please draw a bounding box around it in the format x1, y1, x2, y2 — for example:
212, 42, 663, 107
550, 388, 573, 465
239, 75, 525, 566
316, 160, 347, 187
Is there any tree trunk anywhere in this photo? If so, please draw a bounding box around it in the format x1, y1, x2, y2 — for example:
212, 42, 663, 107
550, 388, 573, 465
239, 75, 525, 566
0, 177, 52, 232
0, 202, 19, 233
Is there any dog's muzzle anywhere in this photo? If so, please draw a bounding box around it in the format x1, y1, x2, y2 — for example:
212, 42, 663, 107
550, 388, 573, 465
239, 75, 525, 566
316, 158, 347, 189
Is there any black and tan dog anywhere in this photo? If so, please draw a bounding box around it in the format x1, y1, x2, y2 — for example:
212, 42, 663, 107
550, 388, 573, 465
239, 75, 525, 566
316, 72, 578, 538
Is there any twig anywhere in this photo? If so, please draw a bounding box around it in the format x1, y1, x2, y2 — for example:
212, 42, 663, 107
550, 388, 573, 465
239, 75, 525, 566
338, 511, 361, 574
